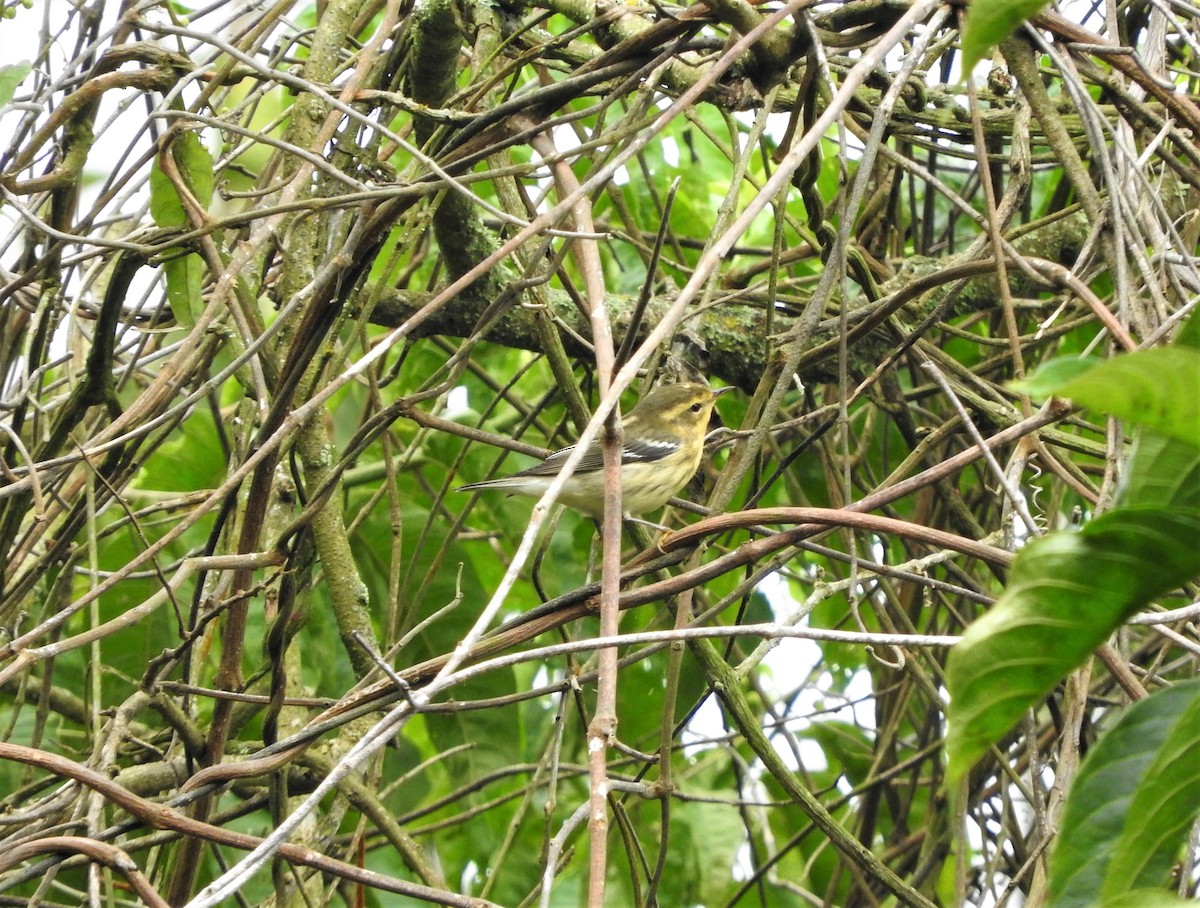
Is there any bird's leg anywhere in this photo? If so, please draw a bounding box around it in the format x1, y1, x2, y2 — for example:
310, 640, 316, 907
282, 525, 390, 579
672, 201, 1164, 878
531, 505, 565, 602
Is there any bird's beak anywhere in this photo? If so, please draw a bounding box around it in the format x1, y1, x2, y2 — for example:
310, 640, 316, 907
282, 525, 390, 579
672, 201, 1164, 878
712, 386, 736, 398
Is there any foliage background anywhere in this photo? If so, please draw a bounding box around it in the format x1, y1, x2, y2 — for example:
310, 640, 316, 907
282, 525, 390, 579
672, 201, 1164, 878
0, 0, 1197, 905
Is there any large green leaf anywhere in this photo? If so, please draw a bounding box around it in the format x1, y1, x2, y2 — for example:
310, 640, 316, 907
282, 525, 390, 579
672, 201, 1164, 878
960, 0, 1050, 74
1176, 308, 1200, 349
149, 130, 213, 327
1013, 348, 1200, 445
802, 720, 875, 787
948, 311, 1200, 781
1120, 431, 1200, 510
148, 130, 214, 225
1011, 355, 1098, 397
0, 61, 31, 107
1048, 679, 1200, 907
945, 507, 1200, 782
1098, 894, 1196, 908
1114, 313, 1200, 509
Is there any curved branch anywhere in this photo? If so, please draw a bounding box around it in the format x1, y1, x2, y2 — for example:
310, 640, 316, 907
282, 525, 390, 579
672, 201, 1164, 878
0, 743, 499, 908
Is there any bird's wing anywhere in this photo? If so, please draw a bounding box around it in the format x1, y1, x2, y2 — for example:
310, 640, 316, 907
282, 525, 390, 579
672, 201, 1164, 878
514, 437, 681, 477
619, 437, 681, 464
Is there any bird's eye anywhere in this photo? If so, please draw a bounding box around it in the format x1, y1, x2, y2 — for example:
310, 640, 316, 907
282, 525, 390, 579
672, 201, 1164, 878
690, 402, 703, 413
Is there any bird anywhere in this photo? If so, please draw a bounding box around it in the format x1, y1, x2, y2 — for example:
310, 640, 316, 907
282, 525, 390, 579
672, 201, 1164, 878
457, 382, 733, 518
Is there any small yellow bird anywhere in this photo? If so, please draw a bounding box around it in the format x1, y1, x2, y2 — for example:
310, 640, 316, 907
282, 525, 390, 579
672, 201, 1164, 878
457, 382, 733, 517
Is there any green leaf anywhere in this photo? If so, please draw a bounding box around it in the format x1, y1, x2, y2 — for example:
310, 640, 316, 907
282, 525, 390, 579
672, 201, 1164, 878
803, 720, 875, 787
945, 507, 1200, 783
1016, 349, 1200, 444
160, 254, 206, 328
960, 0, 1050, 74
148, 130, 214, 227
135, 401, 224, 493
0, 61, 31, 108
1098, 893, 1196, 908
1121, 431, 1200, 511
685, 801, 748, 902
149, 130, 213, 327
1048, 679, 1200, 908
1010, 356, 1098, 397
1176, 307, 1200, 349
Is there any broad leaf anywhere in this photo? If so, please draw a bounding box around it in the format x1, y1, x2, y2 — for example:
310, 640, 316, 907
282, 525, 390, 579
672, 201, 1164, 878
1048, 679, 1200, 907
1014, 349, 1200, 445
961, 0, 1050, 74
0, 61, 31, 108
149, 130, 213, 327
1121, 431, 1200, 510
160, 254, 207, 329
1011, 356, 1097, 397
803, 720, 875, 787
1098, 893, 1196, 908
945, 507, 1200, 782
1176, 307, 1200, 349
148, 130, 214, 226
